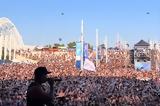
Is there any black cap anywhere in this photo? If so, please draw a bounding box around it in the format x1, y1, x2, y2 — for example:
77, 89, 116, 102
34, 67, 51, 77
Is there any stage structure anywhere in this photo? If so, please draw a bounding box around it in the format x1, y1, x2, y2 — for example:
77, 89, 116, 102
0, 17, 24, 60
75, 20, 90, 70
134, 40, 151, 71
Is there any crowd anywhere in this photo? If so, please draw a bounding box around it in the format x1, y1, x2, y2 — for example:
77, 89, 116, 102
0, 50, 160, 106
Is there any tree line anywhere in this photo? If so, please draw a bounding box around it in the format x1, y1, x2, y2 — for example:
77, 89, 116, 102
44, 41, 93, 50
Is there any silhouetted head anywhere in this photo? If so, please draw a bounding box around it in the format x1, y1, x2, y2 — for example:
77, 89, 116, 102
34, 67, 51, 83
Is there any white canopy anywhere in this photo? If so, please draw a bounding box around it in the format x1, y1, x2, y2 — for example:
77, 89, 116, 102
0, 17, 24, 60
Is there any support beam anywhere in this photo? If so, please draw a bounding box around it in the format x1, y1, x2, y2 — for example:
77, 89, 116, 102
105, 36, 108, 63
9, 34, 12, 60
0, 35, 2, 60
4, 35, 7, 60
81, 19, 84, 70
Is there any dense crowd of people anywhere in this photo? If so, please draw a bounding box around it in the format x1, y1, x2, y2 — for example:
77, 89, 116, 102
0, 50, 160, 106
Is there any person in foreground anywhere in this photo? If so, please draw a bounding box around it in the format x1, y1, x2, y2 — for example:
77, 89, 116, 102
27, 66, 61, 106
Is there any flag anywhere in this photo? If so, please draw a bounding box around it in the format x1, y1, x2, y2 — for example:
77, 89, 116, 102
83, 59, 96, 72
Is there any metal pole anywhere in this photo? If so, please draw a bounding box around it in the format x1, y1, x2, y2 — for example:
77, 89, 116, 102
81, 20, 84, 70
96, 29, 99, 67
105, 36, 108, 63
0, 33, 2, 60
9, 34, 12, 60
4, 35, 7, 60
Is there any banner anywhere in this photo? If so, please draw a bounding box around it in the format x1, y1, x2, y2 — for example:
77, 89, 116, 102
76, 42, 89, 69
83, 43, 88, 60
76, 42, 81, 69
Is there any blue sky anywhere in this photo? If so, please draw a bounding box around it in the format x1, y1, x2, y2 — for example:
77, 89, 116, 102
0, 0, 160, 47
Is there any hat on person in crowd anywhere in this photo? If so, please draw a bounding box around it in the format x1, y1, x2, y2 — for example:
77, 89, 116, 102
34, 67, 51, 77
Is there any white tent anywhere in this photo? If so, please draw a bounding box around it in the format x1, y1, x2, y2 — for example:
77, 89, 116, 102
0, 17, 24, 60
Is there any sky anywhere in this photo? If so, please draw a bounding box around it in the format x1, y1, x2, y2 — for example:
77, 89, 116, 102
0, 0, 160, 47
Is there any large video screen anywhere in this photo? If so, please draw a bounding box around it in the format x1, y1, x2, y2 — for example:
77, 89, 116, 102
134, 49, 151, 71
135, 61, 151, 71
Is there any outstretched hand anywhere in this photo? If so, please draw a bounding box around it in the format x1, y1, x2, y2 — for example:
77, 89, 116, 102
56, 90, 65, 97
